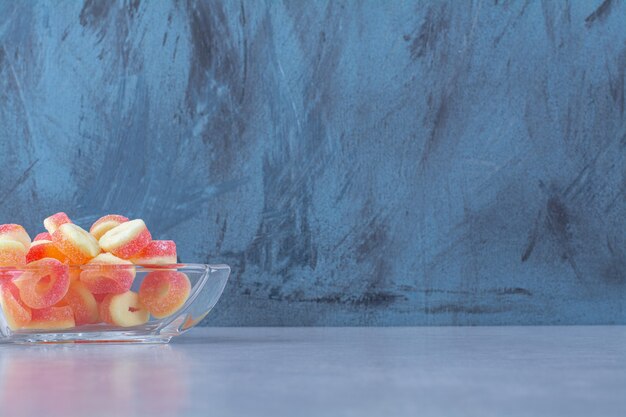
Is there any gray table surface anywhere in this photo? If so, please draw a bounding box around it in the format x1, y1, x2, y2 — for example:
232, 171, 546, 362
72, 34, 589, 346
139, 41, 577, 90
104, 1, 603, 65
0, 326, 624, 417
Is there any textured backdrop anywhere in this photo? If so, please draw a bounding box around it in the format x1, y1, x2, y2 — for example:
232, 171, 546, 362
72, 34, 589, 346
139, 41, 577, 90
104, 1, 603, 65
0, 0, 625, 325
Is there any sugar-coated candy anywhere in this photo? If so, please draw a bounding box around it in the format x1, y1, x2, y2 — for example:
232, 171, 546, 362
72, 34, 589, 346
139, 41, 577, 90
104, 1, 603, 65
99, 291, 149, 327
93, 292, 108, 303
97, 296, 112, 324
23, 305, 75, 330
52, 223, 100, 264
69, 266, 81, 283
61, 281, 99, 326
89, 214, 129, 240
14, 258, 70, 309
26, 241, 69, 263
99, 219, 151, 259
34, 232, 52, 241
43, 212, 72, 234
0, 281, 32, 330
130, 240, 177, 265
182, 312, 208, 330
0, 211, 199, 333
80, 253, 135, 294
138, 271, 191, 318
0, 224, 31, 250
0, 240, 27, 267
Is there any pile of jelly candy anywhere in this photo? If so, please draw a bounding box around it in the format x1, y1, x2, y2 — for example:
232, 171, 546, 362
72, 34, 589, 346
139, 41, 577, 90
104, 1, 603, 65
0, 213, 190, 330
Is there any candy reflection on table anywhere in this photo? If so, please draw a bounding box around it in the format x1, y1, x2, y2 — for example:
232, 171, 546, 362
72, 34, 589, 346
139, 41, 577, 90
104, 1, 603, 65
0, 345, 190, 417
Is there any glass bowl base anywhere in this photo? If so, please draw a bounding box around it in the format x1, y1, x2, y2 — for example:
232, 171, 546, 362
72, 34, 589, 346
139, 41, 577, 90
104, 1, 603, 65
2, 325, 174, 344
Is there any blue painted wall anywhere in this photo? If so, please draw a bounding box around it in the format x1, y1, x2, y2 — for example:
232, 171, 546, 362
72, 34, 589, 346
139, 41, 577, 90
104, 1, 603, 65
0, 0, 625, 325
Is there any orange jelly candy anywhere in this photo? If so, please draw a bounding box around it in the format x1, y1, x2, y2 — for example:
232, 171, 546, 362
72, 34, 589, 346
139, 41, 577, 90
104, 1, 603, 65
33, 232, 52, 242
99, 291, 149, 327
0, 281, 32, 330
26, 241, 69, 263
69, 266, 82, 283
43, 212, 72, 234
0, 224, 31, 250
89, 214, 129, 240
130, 240, 177, 265
23, 305, 75, 330
52, 223, 100, 264
98, 219, 151, 259
182, 312, 208, 330
14, 258, 70, 309
98, 295, 113, 324
80, 253, 135, 294
138, 271, 191, 319
93, 292, 108, 303
0, 240, 27, 267
61, 281, 99, 326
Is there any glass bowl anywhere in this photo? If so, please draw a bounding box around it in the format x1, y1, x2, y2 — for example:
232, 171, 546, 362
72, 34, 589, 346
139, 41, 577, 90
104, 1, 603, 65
0, 263, 230, 344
